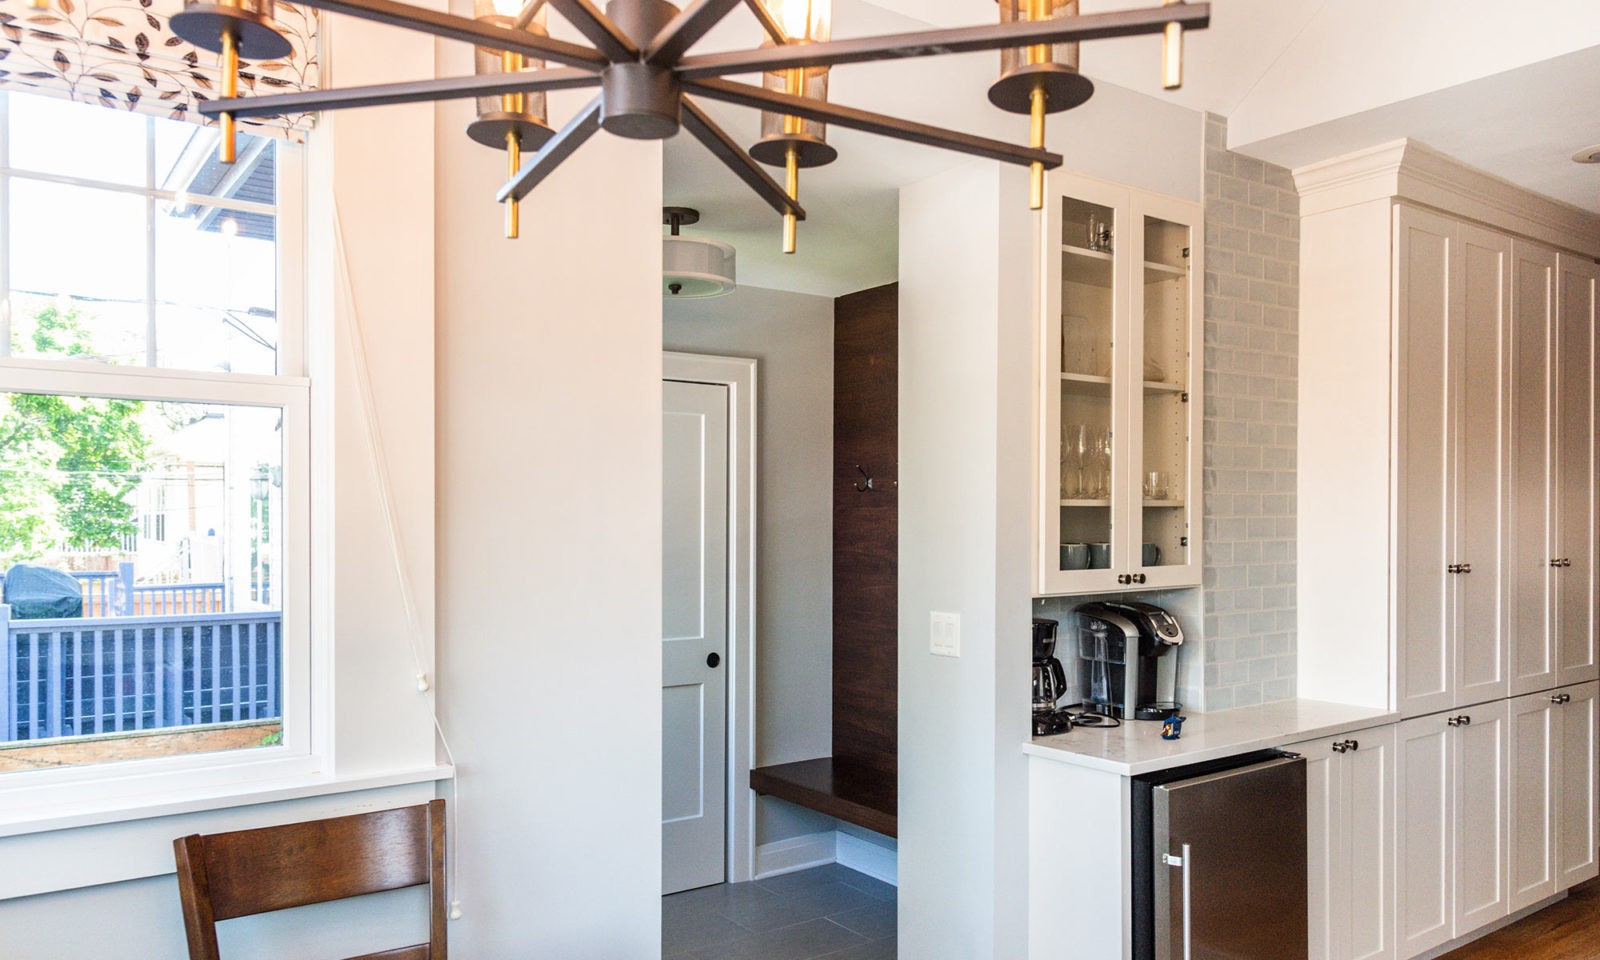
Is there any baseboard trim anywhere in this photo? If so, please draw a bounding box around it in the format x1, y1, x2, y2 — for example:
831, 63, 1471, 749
1409, 890, 1568, 960
836, 832, 898, 887
753, 831, 836, 880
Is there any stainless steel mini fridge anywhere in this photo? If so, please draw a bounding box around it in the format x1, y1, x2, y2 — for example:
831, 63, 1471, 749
1132, 751, 1308, 960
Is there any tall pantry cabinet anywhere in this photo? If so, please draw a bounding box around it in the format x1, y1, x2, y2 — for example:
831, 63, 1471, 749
1295, 141, 1600, 960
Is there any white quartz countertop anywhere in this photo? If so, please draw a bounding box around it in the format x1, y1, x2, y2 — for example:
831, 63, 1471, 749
1023, 698, 1398, 776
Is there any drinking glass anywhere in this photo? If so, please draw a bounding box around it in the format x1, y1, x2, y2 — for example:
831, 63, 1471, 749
1095, 431, 1112, 499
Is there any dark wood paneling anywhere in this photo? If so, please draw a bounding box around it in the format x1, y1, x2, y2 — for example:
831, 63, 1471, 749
750, 757, 897, 838
833, 283, 898, 778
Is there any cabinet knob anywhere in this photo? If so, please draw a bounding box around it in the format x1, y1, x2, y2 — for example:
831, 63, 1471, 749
1552, 559, 1565, 568
1563, 558, 1573, 568
1460, 563, 1472, 574
1447, 715, 1472, 727
1332, 742, 1347, 754
1448, 564, 1462, 574
1551, 694, 1565, 704
1134, 573, 1147, 585
1117, 574, 1130, 585
1561, 694, 1573, 704
1346, 739, 1359, 752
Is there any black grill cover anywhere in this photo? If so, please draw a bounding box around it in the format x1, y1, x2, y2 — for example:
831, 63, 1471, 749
2, 564, 84, 620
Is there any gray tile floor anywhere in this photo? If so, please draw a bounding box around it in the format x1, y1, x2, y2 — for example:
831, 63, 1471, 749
663, 863, 896, 960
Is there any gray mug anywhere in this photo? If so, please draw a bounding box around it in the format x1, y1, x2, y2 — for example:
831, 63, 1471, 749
1142, 543, 1161, 566
1088, 543, 1112, 569
1060, 543, 1090, 570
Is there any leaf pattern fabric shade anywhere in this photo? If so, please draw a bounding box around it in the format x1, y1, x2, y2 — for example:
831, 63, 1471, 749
0, 0, 317, 140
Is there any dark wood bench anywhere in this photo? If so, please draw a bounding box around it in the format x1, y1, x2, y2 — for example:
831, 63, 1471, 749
750, 756, 896, 838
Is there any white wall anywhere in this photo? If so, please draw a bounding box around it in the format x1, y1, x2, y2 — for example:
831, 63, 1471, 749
898, 161, 1034, 960
430, 11, 664, 956
664, 284, 838, 847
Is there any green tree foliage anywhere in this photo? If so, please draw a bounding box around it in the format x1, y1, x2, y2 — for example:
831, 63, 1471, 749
0, 306, 151, 567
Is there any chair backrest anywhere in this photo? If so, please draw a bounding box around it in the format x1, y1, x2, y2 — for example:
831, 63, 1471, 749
173, 799, 447, 960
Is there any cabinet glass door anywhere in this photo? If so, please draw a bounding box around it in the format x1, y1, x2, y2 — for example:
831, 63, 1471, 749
1131, 199, 1197, 581
1053, 191, 1123, 585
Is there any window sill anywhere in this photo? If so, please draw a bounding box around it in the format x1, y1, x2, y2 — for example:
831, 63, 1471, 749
0, 763, 454, 838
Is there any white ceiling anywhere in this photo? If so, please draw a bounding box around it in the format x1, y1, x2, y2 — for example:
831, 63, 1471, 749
650, 1, 1600, 297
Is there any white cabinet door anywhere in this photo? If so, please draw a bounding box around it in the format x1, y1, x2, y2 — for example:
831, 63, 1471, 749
1301, 734, 1343, 960
1295, 726, 1396, 960
1395, 207, 1457, 718
1554, 257, 1598, 688
1507, 691, 1557, 910
1453, 225, 1510, 707
1509, 242, 1557, 696
1395, 715, 1453, 959
1344, 727, 1396, 960
1555, 681, 1599, 890
1453, 701, 1510, 934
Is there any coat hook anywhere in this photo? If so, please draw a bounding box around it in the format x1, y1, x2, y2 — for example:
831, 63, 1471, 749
853, 465, 874, 493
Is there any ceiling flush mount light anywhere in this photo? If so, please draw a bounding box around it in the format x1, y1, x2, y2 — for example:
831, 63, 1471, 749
1573, 145, 1600, 164
174, 0, 1209, 252
663, 207, 736, 298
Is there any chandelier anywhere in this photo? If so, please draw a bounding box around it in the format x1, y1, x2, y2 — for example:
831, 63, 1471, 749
170, 0, 1209, 248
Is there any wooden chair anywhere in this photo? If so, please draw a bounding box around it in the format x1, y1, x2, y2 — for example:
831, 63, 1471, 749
173, 799, 447, 960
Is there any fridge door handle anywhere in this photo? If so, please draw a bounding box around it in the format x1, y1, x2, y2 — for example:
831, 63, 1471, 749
1163, 843, 1193, 960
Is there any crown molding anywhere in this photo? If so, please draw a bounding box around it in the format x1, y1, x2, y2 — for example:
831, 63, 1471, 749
1294, 139, 1600, 258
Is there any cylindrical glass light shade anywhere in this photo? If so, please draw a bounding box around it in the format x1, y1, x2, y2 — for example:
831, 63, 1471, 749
987, 0, 1093, 114
758, 59, 828, 147
761, 0, 830, 44
749, 0, 839, 170
997, 0, 1079, 77
465, 5, 554, 151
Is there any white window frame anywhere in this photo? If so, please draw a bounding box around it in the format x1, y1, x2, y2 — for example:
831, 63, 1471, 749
0, 91, 321, 826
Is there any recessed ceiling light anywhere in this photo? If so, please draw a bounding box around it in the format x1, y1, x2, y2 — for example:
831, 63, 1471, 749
1573, 145, 1600, 164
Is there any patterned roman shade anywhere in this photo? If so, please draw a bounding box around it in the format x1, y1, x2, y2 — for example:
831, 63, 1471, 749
0, 0, 317, 139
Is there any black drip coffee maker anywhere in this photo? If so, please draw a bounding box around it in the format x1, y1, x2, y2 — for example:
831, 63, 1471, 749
1032, 618, 1072, 735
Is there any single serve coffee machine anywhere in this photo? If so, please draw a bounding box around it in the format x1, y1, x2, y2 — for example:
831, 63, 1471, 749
1073, 600, 1183, 720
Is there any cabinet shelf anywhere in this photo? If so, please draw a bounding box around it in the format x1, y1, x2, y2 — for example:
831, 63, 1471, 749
1057, 499, 1186, 508
1060, 373, 1185, 398
1061, 246, 1114, 288
1143, 260, 1186, 283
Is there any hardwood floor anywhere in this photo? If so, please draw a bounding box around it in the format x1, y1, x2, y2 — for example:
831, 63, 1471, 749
1439, 878, 1600, 960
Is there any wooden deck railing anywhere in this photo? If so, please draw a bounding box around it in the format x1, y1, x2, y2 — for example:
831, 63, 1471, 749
1, 604, 281, 743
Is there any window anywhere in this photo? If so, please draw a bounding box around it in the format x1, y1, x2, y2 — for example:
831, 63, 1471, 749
0, 90, 308, 781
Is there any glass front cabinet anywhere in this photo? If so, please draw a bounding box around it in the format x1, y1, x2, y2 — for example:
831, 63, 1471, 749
1036, 173, 1203, 595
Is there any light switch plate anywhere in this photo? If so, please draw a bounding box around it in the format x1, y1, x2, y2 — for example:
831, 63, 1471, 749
930, 611, 961, 657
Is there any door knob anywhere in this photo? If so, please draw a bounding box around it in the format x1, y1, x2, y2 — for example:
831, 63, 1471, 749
706, 652, 721, 668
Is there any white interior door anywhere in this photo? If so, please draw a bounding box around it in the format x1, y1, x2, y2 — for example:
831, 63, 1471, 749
662, 379, 730, 895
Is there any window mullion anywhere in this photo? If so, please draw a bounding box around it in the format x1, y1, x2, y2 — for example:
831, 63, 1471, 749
1, 92, 10, 360
145, 116, 157, 368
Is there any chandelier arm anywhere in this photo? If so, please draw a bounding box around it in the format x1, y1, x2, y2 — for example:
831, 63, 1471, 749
197, 68, 601, 120
497, 96, 605, 203
644, 0, 743, 68
674, 2, 1209, 78
513, 0, 549, 30
680, 97, 804, 220
282, 0, 609, 69
686, 78, 1062, 170
739, 0, 787, 46
545, 0, 638, 63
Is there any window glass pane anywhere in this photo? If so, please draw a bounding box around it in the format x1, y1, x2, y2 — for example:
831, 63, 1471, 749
8, 95, 148, 186
0, 392, 285, 770
9, 180, 148, 365
155, 203, 279, 375
154, 124, 275, 206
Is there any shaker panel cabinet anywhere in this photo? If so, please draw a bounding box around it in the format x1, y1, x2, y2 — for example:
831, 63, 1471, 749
1553, 681, 1598, 889
1508, 242, 1558, 695
1554, 258, 1599, 688
1297, 727, 1396, 960
1394, 209, 1510, 716
1395, 703, 1510, 960
1508, 682, 1599, 910
1035, 172, 1202, 596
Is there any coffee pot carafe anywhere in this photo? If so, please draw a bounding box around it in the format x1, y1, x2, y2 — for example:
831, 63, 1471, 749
1032, 618, 1067, 713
